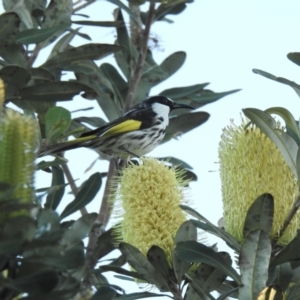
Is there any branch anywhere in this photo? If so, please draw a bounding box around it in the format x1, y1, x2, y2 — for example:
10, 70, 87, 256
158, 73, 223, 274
123, 1, 156, 112
61, 161, 88, 215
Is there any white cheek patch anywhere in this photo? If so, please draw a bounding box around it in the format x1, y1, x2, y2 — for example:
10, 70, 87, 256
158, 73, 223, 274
152, 103, 170, 126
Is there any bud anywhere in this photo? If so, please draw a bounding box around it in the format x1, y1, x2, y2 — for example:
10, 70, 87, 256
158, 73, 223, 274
0, 108, 38, 222
219, 119, 299, 245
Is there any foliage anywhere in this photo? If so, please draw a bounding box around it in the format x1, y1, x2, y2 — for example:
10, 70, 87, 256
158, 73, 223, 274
4, 0, 291, 300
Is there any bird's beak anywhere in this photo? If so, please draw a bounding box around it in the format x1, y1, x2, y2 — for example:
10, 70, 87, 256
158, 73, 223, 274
172, 102, 195, 110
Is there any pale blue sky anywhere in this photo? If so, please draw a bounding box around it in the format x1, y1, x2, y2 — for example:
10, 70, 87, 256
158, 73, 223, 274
2, 1, 300, 298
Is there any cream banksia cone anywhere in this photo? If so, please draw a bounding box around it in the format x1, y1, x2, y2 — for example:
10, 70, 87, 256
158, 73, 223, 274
114, 157, 188, 264
219, 119, 299, 245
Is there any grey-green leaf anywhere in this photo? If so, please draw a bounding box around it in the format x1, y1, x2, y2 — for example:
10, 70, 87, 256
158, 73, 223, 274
15, 24, 69, 44
173, 221, 197, 284
43, 43, 123, 70
163, 112, 210, 142
176, 241, 241, 284
119, 242, 170, 292
45, 166, 65, 210
20, 81, 91, 101
60, 172, 102, 219
239, 230, 271, 300
243, 193, 274, 239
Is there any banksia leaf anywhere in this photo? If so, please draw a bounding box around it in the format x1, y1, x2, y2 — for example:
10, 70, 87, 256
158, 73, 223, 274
219, 118, 299, 245
114, 158, 188, 264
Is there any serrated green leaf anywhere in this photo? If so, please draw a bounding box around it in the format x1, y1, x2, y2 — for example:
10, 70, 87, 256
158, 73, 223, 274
243, 108, 298, 178
60, 172, 102, 219
119, 242, 170, 291
20, 81, 91, 101
163, 111, 210, 142
45, 166, 65, 210
15, 24, 69, 44
239, 230, 271, 300
243, 193, 274, 239
45, 106, 71, 141
176, 241, 241, 284
173, 221, 197, 284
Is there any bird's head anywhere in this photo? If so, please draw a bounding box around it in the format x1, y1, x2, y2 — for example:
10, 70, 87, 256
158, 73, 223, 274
137, 96, 194, 115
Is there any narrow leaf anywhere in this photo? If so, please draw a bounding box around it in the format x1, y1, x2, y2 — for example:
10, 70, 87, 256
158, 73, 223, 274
45, 166, 65, 210
15, 24, 69, 44
60, 172, 102, 219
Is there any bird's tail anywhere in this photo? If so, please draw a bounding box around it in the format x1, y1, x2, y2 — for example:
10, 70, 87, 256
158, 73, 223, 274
38, 136, 95, 157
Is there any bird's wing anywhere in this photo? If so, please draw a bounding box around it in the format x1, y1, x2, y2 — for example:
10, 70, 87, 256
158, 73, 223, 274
80, 106, 156, 138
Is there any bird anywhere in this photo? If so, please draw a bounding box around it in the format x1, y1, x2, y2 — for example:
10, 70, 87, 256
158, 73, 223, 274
38, 96, 194, 159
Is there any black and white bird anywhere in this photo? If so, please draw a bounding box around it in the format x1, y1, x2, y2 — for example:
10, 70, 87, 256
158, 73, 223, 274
39, 96, 195, 159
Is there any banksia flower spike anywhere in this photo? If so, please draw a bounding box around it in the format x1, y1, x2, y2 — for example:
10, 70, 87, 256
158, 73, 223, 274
114, 157, 188, 264
0, 108, 38, 221
219, 118, 299, 245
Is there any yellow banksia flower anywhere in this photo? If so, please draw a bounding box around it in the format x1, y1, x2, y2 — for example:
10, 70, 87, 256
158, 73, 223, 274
0, 109, 38, 221
114, 157, 188, 264
219, 119, 299, 245
0, 78, 5, 112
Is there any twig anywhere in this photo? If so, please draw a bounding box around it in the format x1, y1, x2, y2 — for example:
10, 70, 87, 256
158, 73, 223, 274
61, 162, 88, 215
82, 159, 116, 288
98, 159, 117, 227
123, 1, 156, 112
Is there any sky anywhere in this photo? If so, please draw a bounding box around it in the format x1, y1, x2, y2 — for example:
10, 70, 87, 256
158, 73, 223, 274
2, 0, 300, 298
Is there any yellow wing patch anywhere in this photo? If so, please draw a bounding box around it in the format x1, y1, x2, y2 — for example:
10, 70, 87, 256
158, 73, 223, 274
101, 119, 142, 137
